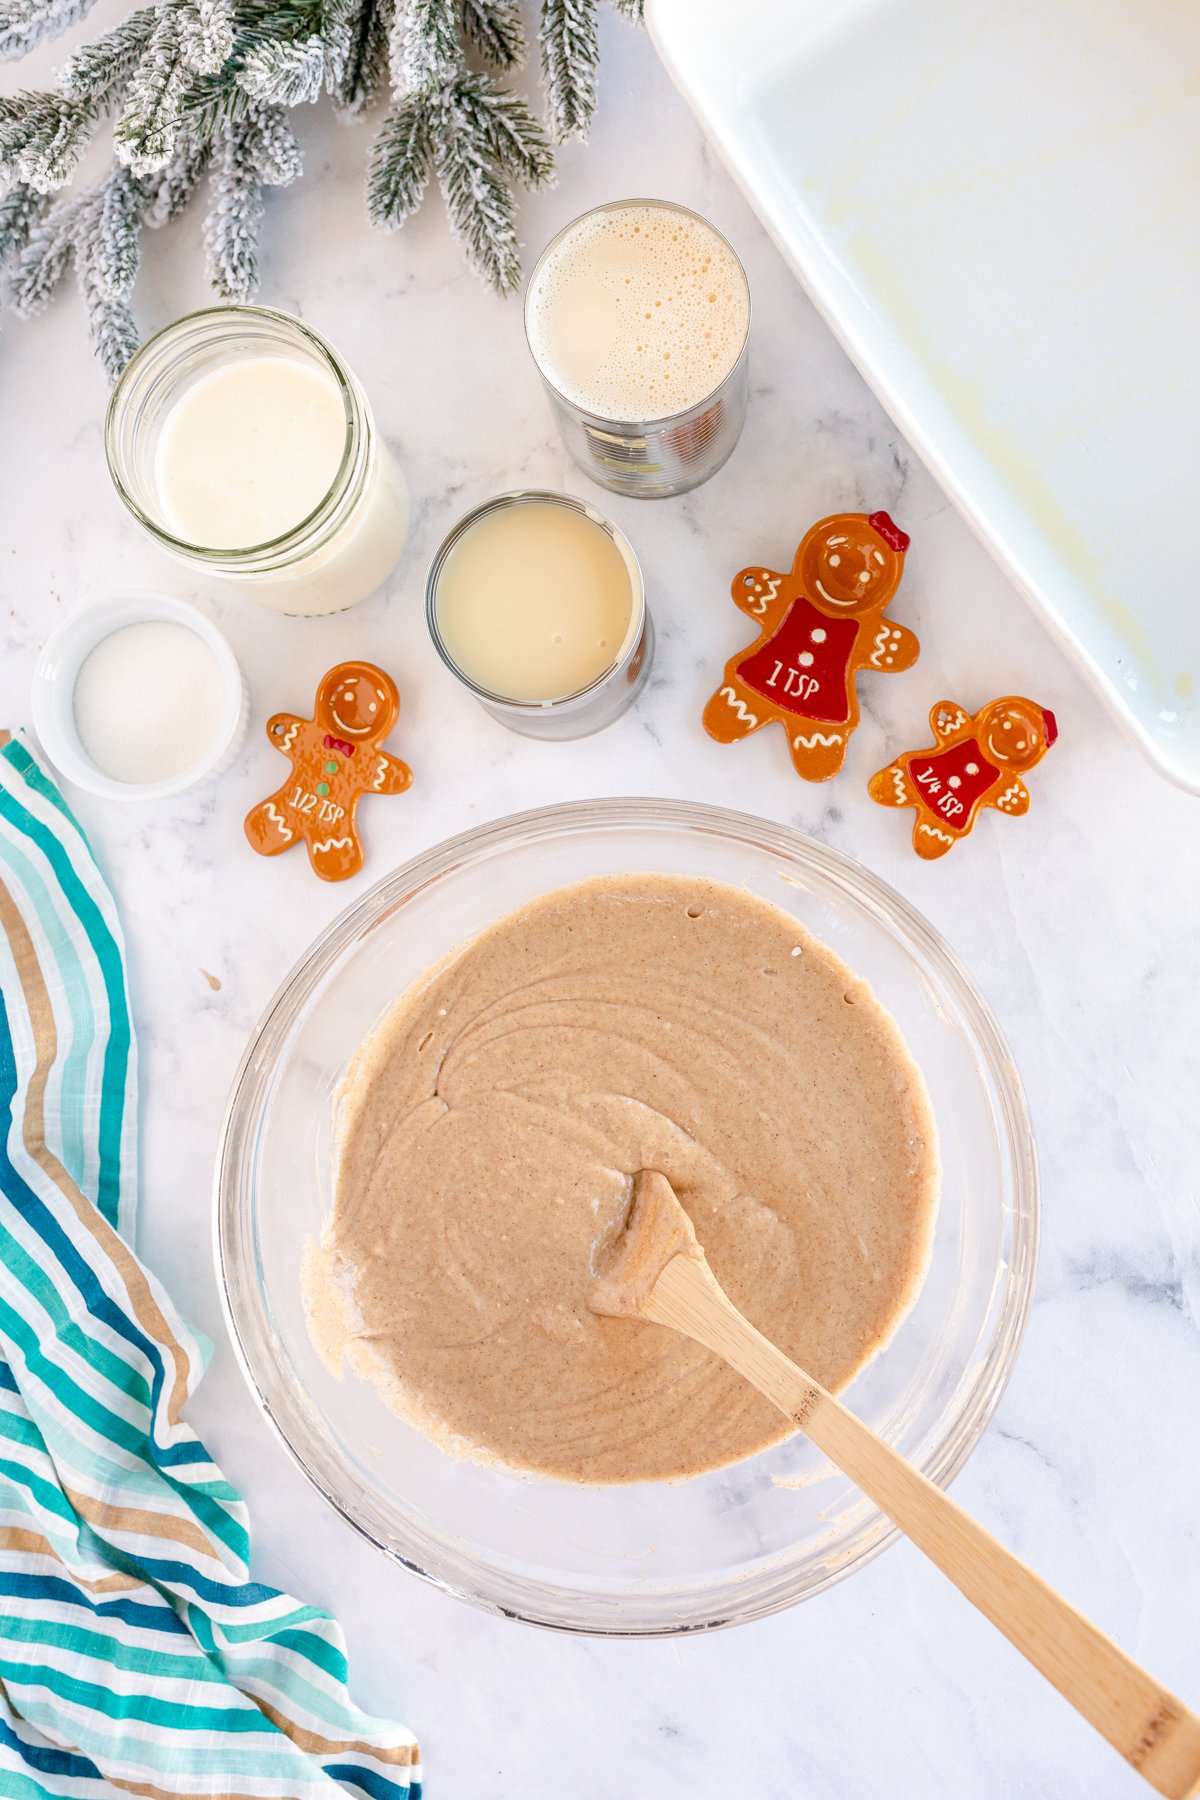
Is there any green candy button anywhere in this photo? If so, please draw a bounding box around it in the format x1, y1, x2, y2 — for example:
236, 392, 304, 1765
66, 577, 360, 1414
324, 760, 338, 774
316, 782, 330, 797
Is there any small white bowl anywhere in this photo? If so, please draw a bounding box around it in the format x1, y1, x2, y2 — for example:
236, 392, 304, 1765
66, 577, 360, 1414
32, 593, 248, 802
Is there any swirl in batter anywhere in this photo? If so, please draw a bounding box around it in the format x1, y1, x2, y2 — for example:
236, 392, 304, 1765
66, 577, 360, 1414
303, 875, 938, 1483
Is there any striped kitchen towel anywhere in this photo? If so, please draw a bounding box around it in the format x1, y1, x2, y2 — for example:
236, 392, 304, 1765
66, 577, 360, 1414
0, 733, 421, 1800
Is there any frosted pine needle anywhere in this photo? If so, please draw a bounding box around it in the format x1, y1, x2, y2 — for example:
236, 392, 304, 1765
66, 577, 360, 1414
0, 92, 96, 192
249, 102, 302, 182
239, 34, 326, 106
76, 169, 142, 374
331, 0, 391, 114
540, 0, 598, 143
4, 186, 79, 313
92, 160, 140, 294
112, 12, 188, 174
449, 70, 552, 187
0, 178, 46, 257
432, 83, 521, 293
138, 133, 212, 225
203, 110, 266, 299
176, 0, 235, 76
367, 91, 430, 226
0, 0, 98, 60
461, 0, 523, 68
57, 9, 155, 104
389, 0, 459, 95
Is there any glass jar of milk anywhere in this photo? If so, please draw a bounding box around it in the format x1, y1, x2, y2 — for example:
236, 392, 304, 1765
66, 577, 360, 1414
106, 306, 408, 617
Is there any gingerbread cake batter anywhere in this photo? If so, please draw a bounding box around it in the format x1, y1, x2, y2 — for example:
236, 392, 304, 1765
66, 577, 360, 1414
304, 875, 938, 1484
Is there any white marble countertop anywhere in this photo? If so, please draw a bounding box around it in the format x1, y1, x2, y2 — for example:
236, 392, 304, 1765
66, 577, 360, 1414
2, 13, 1199, 1797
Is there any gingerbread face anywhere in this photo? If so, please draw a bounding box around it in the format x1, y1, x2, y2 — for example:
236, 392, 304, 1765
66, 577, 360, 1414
316, 664, 399, 741
978, 698, 1057, 770
796, 513, 906, 618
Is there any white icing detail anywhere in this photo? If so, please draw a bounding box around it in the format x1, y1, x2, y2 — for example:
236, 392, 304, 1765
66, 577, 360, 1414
811, 627, 827, 644
868, 622, 893, 666
814, 578, 855, 608
373, 756, 388, 790
828, 554, 841, 567
745, 571, 782, 615
313, 835, 354, 855
948, 776, 961, 789
719, 685, 758, 727
966, 761, 979, 775
265, 802, 293, 841
798, 651, 814, 668
279, 721, 299, 751
891, 768, 907, 801
792, 731, 843, 749
917, 822, 954, 844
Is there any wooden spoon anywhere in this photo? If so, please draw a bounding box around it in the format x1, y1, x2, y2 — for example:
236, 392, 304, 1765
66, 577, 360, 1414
591, 1171, 1200, 1798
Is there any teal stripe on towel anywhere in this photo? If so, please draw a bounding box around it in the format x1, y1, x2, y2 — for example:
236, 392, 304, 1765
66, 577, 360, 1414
0, 766, 132, 1235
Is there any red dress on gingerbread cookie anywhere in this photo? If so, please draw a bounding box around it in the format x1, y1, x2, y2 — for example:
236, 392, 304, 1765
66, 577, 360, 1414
868, 696, 1057, 860
244, 661, 412, 882
702, 510, 919, 781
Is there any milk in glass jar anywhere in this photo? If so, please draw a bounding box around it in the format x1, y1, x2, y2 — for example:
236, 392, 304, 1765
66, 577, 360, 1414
106, 306, 408, 617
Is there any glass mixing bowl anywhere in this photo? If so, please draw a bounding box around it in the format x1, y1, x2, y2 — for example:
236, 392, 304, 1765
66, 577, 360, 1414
216, 800, 1037, 1634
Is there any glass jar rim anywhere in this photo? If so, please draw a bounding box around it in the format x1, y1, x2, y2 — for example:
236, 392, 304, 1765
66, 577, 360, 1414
523, 197, 753, 428
424, 489, 647, 711
104, 303, 362, 563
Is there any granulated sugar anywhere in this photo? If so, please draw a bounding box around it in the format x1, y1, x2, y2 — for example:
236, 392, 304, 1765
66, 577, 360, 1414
73, 620, 226, 784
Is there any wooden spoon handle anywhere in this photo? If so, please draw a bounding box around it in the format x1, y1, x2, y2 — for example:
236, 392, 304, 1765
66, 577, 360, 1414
650, 1255, 1200, 1799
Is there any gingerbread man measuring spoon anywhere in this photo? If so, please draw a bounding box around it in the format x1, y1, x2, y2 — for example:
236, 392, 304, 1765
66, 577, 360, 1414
868, 695, 1057, 860
702, 510, 919, 781
244, 661, 412, 881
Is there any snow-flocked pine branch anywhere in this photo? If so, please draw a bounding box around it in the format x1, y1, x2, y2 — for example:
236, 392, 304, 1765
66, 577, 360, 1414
0, 0, 640, 376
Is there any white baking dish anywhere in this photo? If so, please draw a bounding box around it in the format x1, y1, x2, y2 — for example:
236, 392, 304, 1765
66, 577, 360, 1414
648, 0, 1200, 792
